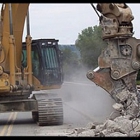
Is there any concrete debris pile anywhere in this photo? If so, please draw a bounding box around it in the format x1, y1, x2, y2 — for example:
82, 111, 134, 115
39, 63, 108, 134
69, 91, 140, 137
69, 114, 140, 137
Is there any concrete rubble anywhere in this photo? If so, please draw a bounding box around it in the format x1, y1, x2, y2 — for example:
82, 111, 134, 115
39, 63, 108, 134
68, 91, 140, 137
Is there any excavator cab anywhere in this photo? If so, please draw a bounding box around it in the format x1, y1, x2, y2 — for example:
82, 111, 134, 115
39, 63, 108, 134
21, 39, 64, 126
22, 39, 63, 87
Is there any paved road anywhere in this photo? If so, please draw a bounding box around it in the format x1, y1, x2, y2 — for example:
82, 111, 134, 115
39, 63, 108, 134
0, 80, 116, 136
58, 80, 116, 124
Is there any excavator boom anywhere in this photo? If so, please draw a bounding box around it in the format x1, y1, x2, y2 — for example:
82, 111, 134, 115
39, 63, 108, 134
0, 4, 29, 70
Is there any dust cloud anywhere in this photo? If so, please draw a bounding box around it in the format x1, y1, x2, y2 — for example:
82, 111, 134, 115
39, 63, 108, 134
55, 67, 117, 126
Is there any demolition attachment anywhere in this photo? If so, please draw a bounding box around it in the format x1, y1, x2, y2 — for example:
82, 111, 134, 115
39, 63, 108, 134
87, 3, 140, 117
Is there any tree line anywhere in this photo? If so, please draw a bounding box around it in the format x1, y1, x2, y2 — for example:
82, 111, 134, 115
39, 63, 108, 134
60, 25, 107, 81
60, 25, 140, 83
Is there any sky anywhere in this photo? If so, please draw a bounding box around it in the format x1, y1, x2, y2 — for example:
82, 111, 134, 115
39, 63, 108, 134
0, 3, 140, 44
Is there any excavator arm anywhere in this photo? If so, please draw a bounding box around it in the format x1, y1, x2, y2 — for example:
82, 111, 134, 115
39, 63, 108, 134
87, 3, 140, 117
0, 4, 29, 70
0, 4, 30, 91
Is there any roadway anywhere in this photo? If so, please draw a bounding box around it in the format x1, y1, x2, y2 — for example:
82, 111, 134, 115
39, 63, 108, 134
0, 79, 116, 136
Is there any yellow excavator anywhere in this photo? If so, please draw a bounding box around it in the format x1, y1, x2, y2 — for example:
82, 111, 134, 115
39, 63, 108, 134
0, 3, 139, 126
0, 4, 63, 126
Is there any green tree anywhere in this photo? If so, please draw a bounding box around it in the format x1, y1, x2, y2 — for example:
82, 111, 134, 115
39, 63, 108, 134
75, 25, 107, 69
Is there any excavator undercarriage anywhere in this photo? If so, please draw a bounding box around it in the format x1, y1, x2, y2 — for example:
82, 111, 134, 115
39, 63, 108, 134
0, 92, 63, 126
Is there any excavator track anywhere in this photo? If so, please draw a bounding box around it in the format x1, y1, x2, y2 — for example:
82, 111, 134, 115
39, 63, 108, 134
37, 98, 63, 126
